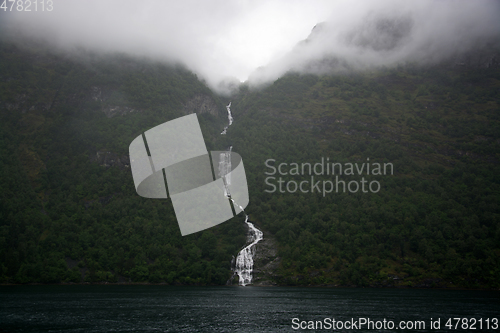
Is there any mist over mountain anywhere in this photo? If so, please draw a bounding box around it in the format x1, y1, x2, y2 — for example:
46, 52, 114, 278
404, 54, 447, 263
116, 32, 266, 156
0, 0, 333, 95
2, 0, 499, 94
248, 0, 500, 87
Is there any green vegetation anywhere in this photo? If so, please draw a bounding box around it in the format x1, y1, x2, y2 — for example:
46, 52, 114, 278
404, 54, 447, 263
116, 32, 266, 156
231, 63, 500, 289
0, 42, 240, 285
1, 41, 499, 288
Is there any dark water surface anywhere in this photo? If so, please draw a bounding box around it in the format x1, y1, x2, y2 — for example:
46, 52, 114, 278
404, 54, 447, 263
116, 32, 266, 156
0, 286, 498, 332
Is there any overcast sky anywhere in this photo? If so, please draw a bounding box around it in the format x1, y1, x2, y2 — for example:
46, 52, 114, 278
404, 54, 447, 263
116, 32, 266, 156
2, 0, 499, 94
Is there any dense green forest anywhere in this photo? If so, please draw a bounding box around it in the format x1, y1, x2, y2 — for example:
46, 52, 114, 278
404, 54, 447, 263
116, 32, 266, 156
1, 40, 499, 288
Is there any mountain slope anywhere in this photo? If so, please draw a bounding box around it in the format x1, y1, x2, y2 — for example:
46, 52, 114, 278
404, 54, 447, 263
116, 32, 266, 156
231, 58, 500, 288
0, 41, 243, 284
1, 39, 499, 289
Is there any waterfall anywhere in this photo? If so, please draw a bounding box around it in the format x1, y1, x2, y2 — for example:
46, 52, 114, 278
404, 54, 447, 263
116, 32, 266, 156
219, 102, 263, 286
234, 215, 263, 286
220, 102, 233, 135
218, 148, 232, 198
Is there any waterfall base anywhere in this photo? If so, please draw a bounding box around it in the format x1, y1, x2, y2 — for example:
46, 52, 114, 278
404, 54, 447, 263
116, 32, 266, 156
228, 215, 263, 286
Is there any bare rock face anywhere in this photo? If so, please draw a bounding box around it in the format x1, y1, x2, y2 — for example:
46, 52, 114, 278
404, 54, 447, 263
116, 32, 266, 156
89, 86, 144, 118
91, 86, 103, 102
102, 105, 138, 118
226, 226, 281, 286
182, 94, 219, 116
452, 46, 500, 68
342, 13, 414, 52
252, 233, 281, 286
91, 150, 130, 169
3, 93, 52, 113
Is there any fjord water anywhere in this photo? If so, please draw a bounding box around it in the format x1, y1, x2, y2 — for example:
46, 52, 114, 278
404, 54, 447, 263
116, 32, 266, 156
1, 286, 498, 332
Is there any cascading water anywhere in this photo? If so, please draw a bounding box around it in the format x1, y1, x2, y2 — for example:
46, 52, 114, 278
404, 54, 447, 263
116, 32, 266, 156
219, 102, 263, 286
220, 102, 233, 135
219, 148, 232, 198
233, 215, 263, 286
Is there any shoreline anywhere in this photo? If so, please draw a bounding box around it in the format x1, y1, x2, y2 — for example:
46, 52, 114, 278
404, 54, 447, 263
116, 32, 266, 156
1, 282, 498, 291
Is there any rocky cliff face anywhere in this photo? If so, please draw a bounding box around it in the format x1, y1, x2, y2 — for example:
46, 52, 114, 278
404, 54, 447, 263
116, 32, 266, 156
3, 93, 52, 113
451, 45, 500, 69
252, 233, 281, 286
182, 94, 219, 116
226, 224, 281, 286
90, 150, 130, 169
102, 105, 139, 118
90, 86, 143, 118
1, 86, 142, 118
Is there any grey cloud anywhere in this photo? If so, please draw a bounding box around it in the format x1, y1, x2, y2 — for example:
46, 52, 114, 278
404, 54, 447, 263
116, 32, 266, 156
248, 0, 500, 87
1, 0, 499, 94
1, 0, 249, 93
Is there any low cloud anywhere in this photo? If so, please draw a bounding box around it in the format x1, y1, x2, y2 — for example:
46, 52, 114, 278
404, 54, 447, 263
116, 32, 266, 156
248, 0, 500, 87
1, 0, 335, 94
1, 0, 499, 94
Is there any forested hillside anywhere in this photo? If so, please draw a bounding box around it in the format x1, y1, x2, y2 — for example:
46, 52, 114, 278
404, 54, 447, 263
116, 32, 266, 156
1, 40, 499, 288
0, 41, 244, 285
232, 60, 500, 288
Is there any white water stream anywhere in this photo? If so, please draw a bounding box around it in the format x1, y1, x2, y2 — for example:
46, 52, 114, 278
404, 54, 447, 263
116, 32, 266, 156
220, 102, 233, 135
219, 102, 263, 286
233, 214, 263, 286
